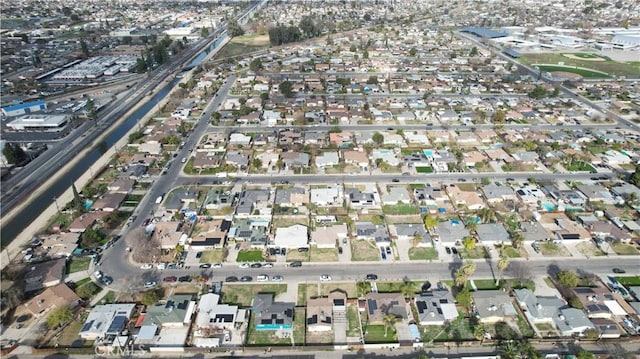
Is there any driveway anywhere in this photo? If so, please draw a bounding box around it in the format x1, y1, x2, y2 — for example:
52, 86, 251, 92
395, 239, 411, 262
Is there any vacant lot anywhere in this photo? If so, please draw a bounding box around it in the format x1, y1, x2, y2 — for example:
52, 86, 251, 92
309, 246, 338, 262
540, 242, 571, 257
222, 284, 287, 307
576, 242, 605, 257
461, 246, 488, 259
611, 242, 639, 255
382, 204, 420, 215
351, 240, 381, 261
200, 249, 225, 263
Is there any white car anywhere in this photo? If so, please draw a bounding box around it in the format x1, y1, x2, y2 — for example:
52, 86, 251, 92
256, 274, 269, 282
263, 263, 273, 268
144, 281, 156, 289
140, 263, 153, 270
94, 270, 103, 279
320, 274, 332, 282
239, 263, 250, 269
156, 263, 166, 270
212, 263, 222, 268
272, 275, 284, 282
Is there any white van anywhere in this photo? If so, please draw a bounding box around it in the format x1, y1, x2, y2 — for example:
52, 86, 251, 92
256, 274, 269, 282
155, 195, 163, 204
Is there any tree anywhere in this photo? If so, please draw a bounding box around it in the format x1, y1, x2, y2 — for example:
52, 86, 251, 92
556, 269, 579, 287
249, 58, 263, 72
142, 290, 159, 306
463, 236, 476, 250
299, 16, 319, 38
279, 80, 293, 98
80, 40, 89, 58
465, 219, 477, 234
496, 255, 509, 286
366, 75, 378, 84
510, 232, 524, 249
383, 313, 398, 337
473, 324, 486, 342
46, 306, 74, 328
85, 98, 97, 121
201, 27, 209, 37
455, 287, 472, 309
409, 47, 417, 56
227, 19, 244, 37
469, 46, 478, 56
2, 142, 27, 165
455, 261, 476, 288
424, 215, 438, 231
492, 109, 506, 123
252, 158, 262, 168
528, 85, 548, 99
72, 183, 84, 212
372, 132, 384, 146
412, 234, 422, 248
568, 296, 584, 309
576, 349, 595, 359
629, 164, 640, 187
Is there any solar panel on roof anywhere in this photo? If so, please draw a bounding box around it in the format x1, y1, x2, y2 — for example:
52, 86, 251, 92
367, 299, 378, 315
106, 316, 127, 334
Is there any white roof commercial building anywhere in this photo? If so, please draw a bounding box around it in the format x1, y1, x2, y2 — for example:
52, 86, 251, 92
7, 114, 69, 131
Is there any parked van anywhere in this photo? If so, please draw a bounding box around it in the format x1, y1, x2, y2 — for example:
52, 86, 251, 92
257, 274, 269, 282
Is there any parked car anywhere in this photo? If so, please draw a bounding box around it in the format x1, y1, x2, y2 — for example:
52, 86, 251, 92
140, 263, 153, 270
272, 275, 284, 282
257, 275, 269, 282
263, 263, 273, 268
288, 261, 302, 267
240, 276, 253, 282
94, 270, 103, 279
225, 276, 238, 282
178, 275, 192, 282
451, 247, 458, 255
144, 281, 156, 288
101, 276, 113, 285
163, 276, 177, 283
338, 247, 343, 254
445, 247, 452, 254
238, 263, 250, 268
298, 247, 309, 252
199, 263, 211, 269
320, 274, 332, 281
386, 247, 392, 255
212, 263, 222, 268
365, 274, 378, 281
612, 268, 626, 274
250, 263, 262, 268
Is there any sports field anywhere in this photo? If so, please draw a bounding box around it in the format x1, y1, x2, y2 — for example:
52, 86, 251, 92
520, 52, 640, 77
535, 64, 610, 79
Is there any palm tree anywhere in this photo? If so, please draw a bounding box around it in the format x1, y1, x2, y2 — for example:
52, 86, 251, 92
511, 232, 524, 249
478, 208, 496, 223
424, 215, 438, 233
454, 261, 476, 288
383, 313, 399, 337
412, 234, 422, 248
466, 219, 477, 234
496, 255, 509, 286
400, 281, 415, 299
473, 324, 486, 342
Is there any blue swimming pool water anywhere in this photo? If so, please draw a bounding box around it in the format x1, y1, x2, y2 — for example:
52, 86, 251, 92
84, 200, 93, 211
541, 202, 555, 211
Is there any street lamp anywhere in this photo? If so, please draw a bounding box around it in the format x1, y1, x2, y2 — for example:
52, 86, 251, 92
53, 196, 60, 214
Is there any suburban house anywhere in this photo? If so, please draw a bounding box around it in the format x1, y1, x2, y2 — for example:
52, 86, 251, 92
164, 189, 199, 212
329, 131, 353, 148
355, 222, 391, 246
472, 290, 517, 324
311, 223, 348, 248
481, 184, 516, 204
92, 192, 127, 212
476, 223, 511, 246
575, 185, 616, 205
414, 290, 459, 325
446, 185, 486, 210
390, 223, 431, 247
68, 212, 107, 233
227, 218, 270, 247
38, 232, 80, 258
554, 307, 595, 336
514, 288, 566, 325
252, 294, 295, 330
190, 219, 230, 250
307, 290, 348, 332
346, 188, 378, 207
539, 213, 591, 242
343, 150, 370, 170
107, 176, 135, 194
24, 284, 81, 317
274, 187, 309, 207
235, 189, 271, 216
23, 258, 67, 293
80, 303, 137, 340
316, 151, 340, 168
204, 188, 235, 211
521, 221, 551, 243
281, 152, 310, 169
572, 286, 627, 319
310, 186, 343, 206
194, 293, 248, 347
273, 224, 308, 249
364, 292, 409, 324
151, 220, 185, 250
138, 295, 197, 348
381, 186, 411, 205
435, 220, 470, 245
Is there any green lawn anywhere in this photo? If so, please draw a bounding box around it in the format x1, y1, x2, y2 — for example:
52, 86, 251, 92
75, 282, 101, 300
472, 279, 498, 290
375, 281, 421, 294
563, 161, 596, 172
347, 304, 362, 337
351, 240, 381, 261
408, 247, 439, 260
101, 291, 117, 304
501, 246, 522, 258
199, 249, 226, 263
460, 246, 488, 259
616, 276, 640, 286
611, 242, 639, 255
535, 64, 610, 78
382, 204, 420, 215
516, 312, 535, 338
520, 53, 640, 77
236, 249, 265, 262
422, 316, 475, 342
222, 284, 287, 307
67, 257, 91, 274
364, 324, 396, 343
415, 166, 434, 173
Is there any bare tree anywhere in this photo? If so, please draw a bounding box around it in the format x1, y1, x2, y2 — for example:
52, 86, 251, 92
508, 261, 532, 287
129, 227, 161, 263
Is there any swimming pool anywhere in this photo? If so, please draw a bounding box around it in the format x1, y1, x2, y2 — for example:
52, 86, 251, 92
423, 149, 434, 157
541, 202, 555, 211
84, 200, 93, 211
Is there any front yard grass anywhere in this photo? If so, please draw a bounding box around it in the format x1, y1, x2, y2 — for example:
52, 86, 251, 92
409, 247, 439, 260
382, 204, 420, 215
460, 246, 488, 259
236, 249, 265, 262
309, 246, 338, 262
199, 249, 226, 263
611, 242, 639, 255
616, 276, 640, 286
539, 242, 572, 257
54, 317, 94, 347
422, 316, 475, 342
500, 246, 523, 258
286, 249, 310, 262
364, 324, 396, 343
67, 257, 91, 274
376, 281, 421, 294
222, 284, 287, 307
347, 304, 362, 337
350, 240, 381, 261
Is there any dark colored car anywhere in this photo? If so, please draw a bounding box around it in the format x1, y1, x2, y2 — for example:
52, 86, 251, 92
199, 263, 211, 269
392, 178, 400, 183
101, 276, 113, 285
338, 247, 343, 254
612, 268, 626, 274
225, 276, 238, 282
163, 276, 177, 282
365, 274, 378, 281
178, 275, 192, 282
451, 247, 458, 255
298, 247, 309, 252
445, 247, 452, 254
288, 261, 302, 267
250, 263, 262, 268
240, 276, 253, 282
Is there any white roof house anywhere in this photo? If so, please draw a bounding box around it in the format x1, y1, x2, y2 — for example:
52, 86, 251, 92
310, 186, 343, 206
229, 133, 252, 146
195, 293, 240, 330
80, 304, 136, 340
274, 224, 308, 248
315, 151, 340, 168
